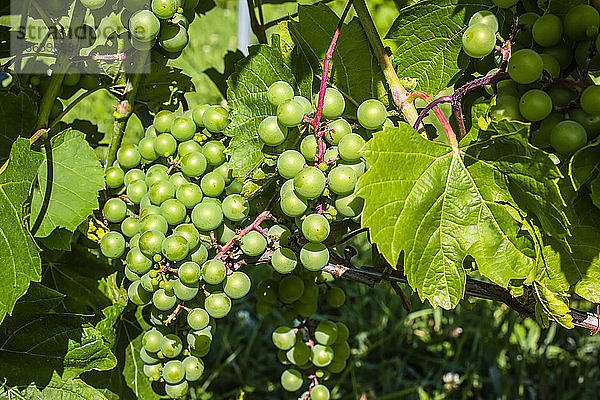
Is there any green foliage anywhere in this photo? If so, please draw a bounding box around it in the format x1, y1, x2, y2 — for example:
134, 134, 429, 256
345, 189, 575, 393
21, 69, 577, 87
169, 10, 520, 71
0, 92, 37, 164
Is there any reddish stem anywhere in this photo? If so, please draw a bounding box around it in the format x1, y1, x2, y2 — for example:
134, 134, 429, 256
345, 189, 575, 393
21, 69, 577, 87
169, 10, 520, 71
214, 210, 274, 260
311, 0, 354, 163
408, 91, 457, 147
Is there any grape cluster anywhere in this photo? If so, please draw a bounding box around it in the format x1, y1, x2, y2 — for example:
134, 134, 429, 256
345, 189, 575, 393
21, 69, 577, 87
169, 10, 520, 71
462, 3, 600, 156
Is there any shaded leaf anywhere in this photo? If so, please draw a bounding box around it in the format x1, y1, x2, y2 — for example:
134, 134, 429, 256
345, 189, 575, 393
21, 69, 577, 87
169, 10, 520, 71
569, 139, 600, 190
539, 0, 586, 16
3, 372, 110, 400
38, 228, 73, 251
204, 49, 246, 98
0, 92, 37, 164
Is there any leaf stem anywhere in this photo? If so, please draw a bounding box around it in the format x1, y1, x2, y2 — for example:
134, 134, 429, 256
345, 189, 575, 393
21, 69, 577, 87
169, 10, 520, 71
214, 210, 274, 260
48, 84, 115, 130
409, 91, 457, 147
312, 0, 354, 164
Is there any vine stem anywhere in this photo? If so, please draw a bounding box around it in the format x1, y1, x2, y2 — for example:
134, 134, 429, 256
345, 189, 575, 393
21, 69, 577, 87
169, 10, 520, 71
408, 91, 457, 147
312, 0, 354, 164
214, 210, 274, 260
352, 0, 422, 134
104, 50, 148, 169
2, 53, 57, 70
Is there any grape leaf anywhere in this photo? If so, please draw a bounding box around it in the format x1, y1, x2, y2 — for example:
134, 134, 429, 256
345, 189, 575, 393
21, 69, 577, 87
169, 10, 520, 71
30, 129, 105, 238
288, 4, 386, 109
569, 139, 600, 190
123, 329, 165, 400
539, 0, 586, 16
38, 228, 73, 250
1, 373, 109, 400
591, 174, 600, 208
225, 44, 296, 177
356, 123, 539, 309
0, 92, 37, 164
385, 0, 494, 96
0, 139, 43, 324
533, 281, 574, 328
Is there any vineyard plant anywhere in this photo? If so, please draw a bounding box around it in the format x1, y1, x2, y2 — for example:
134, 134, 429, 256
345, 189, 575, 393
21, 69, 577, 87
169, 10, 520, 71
1, 0, 600, 398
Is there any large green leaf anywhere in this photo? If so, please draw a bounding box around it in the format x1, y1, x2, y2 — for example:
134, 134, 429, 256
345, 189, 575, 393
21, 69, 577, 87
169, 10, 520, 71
288, 4, 385, 109
225, 44, 296, 177
1, 372, 109, 400
0, 139, 43, 324
356, 123, 539, 309
30, 129, 105, 238
0, 92, 37, 164
569, 139, 599, 190
385, 0, 493, 96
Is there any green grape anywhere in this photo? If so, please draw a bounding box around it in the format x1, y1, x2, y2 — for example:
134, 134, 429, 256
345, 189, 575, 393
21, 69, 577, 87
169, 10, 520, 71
490, 95, 522, 121
222, 194, 249, 221
286, 341, 311, 366
143, 329, 164, 353
192, 104, 209, 127
143, 363, 162, 379
202, 140, 226, 166
190, 244, 209, 265
126, 180, 148, 205
117, 144, 142, 169
300, 242, 329, 271
204, 292, 232, 318
318, 88, 345, 120
531, 112, 563, 148
154, 110, 175, 133
240, 230, 267, 256
138, 137, 159, 161
268, 224, 291, 245
581, 86, 600, 116
173, 222, 200, 249
183, 356, 204, 381
173, 278, 198, 300
310, 385, 330, 400
326, 118, 352, 145
507, 49, 543, 84
550, 121, 587, 154
571, 109, 600, 140
327, 358, 346, 373
311, 344, 334, 367
315, 320, 338, 345
213, 162, 233, 184
469, 10, 498, 33
543, 43, 573, 70
158, 23, 189, 52
125, 168, 145, 186
259, 116, 288, 146
335, 194, 363, 218
165, 381, 189, 398
294, 95, 313, 114
281, 369, 303, 392
564, 4, 600, 41
540, 54, 560, 78
139, 347, 160, 364
293, 167, 326, 199
140, 204, 161, 219
202, 259, 227, 284
191, 202, 223, 231
162, 234, 189, 261
180, 151, 207, 178
300, 280, 319, 302
519, 89, 552, 122
492, 0, 517, 7
169, 172, 189, 191
327, 165, 357, 196
271, 247, 297, 274
103, 198, 127, 223
105, 166, 125, 189
187, 329, 212, 356
338, 133, 365, 162
121, 216, 140, 237
272, 326, 296, 350
163, 360, 185, 384
101, 231, 126, 259
128, 280, 152, 305
335, 322, 349, 343
140, 214, 168, 234
224, 271, 251, 299
139, 230, 166, 258
325, 287, 346, 308
160, 333, 183, 357
151, 0, 176, 19
278, 275, 304, 303
145, 166, 169, 186
170, 116, 196, 141
200, 172, 225, 197
215, 220, 236, 244
187, 308, 209, 330
148, 180, 175, 206
332, 341, 350, 360
256, 279, 278, 302
277, 150, 305, 179
129, 10, 160, 42
300, 135, 320, 161
462, 24, 495, 59
154, 133, 177, 157
153, 288, 177, 311
129, 234, 141, 251
145, 125, 157, 138
358, 99, 388, 130
81, 0, 106, 9
202, 106, 229, 132
532, 14, 562, 47
177, 261, 201, 287
301, 214, 330, 243
267, 81, 294, 106
178, 139, 202, 157
277, 99, 305, 127
295, 299, 318, 318
548, 86, 575, 108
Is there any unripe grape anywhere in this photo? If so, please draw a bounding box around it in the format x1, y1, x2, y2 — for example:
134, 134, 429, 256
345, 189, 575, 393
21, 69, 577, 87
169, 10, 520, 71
105, 166, 125, 188
280, 369, 303, 392
222, 194, 249, 221
202, 140, 226, 166
325, 287, 346, 308
267, 81, 294, 106
103, 198, 127, 223
357, 99, 387, 130
202, 259, 227, 285
325, 118, 352, 144
202, 105, 229, 132
272, 326, 296, 350
101, 231, 126, 259
277, 99, 305, 127
277, 150, 305, 179
318, 88, 345, 120
301, 214, 330, 243
271, 247, 297, 274
183, 355, 204, 381
293, 167, 326, 199
170, 116, 196, 141
469, 10, 498, 33
205, 292, 232, 318
117, 144, 142, 169
224, 271, 251, 299
338, 133, 365, 162
240, 230, 267, 256
160, 333, 183, 357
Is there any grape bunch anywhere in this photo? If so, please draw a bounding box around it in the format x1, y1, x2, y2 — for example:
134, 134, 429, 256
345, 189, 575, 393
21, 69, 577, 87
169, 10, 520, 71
461, 2, 600, 156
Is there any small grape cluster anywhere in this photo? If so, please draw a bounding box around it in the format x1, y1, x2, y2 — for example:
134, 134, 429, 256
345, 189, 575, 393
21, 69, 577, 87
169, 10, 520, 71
461, 2, 600, 156
100, 102, 264, 398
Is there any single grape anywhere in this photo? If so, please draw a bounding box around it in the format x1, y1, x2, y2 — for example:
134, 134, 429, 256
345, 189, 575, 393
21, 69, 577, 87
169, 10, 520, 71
128, 280, 152, 305
281, 369, 303, 392
151, 0, 176, 19
180, 151, 207, 178
519, 89, 553, 122
301, 214, 330, 243
202, 140, 226, 166
507, 49, 543, 84
187, 328, 213, 354
183, 355, 205, 381
202, 106, 229, 133
154, 111, 176, 134
240, 230, 267, 256
139, 347, 160, 364
103, 198, 128, 223
138, 137, 159, 161
318, 88, 345, 120
267, 81, 294, 106
163, 360, 186, 385
325, 287, 346, 308
277, 150, 305, 179
311, 344, 334, 367
143, 363, 162, 379
191, 202, 223, 231
332, 341, 351, 360
154, 133, 177, 157
204, 292, 232, 318
581, 86, 600, 116
492, 0, 517, 7
310, 385, 330, 400
315, 320, 338, 345
338, 133, 365, 162
158, 23, 189, 53
357, 99, 387, 130
550, 120, 587, 154
532, 14, 562, 47
105, 166, 125, 189
170, 116, 196, 141
187, 308, 210, 330
326, 118, 352, 145
328, 165, 357, 195
192, 104, 209, 127
271, 247, 297, 274
277, 99, 305, 127
178, 139, 202, 157
121, 216, 140, 237
564, 4, 600, 41
293, 167, 326, 199
530, 112, 564, 148
286, 341, 311, 366
159, 198, 187, 226
200, 172, 226, 197
117, 144, 142, 169
140, 272, 159, 292
160, 333, 183, 357
335, 194, 364, 218
462, 24, 496, 59
139, 230, 166, 258
165, 381, 189, 398
300, 242, 329, 271
259, 116, 288, 146
100, 231, 126, 259
490, 95, 522, 121
280, 191, 308, 218
224, 271, 251, 299
327, 358, 346, 373
149, 180, 176, 205
162, 234, 189, 261
202, 259, 227, 284
222, 194, 249, 221
129, 10, 160, 42
173, 278, 199, 300
548, 86, 575, 108
294, 95, 313, 114
278, 275, 304, 303
272, 326, 296, 350
140, 214, 168, 234
143, 329, 164, 353
469, 10, 498, 33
